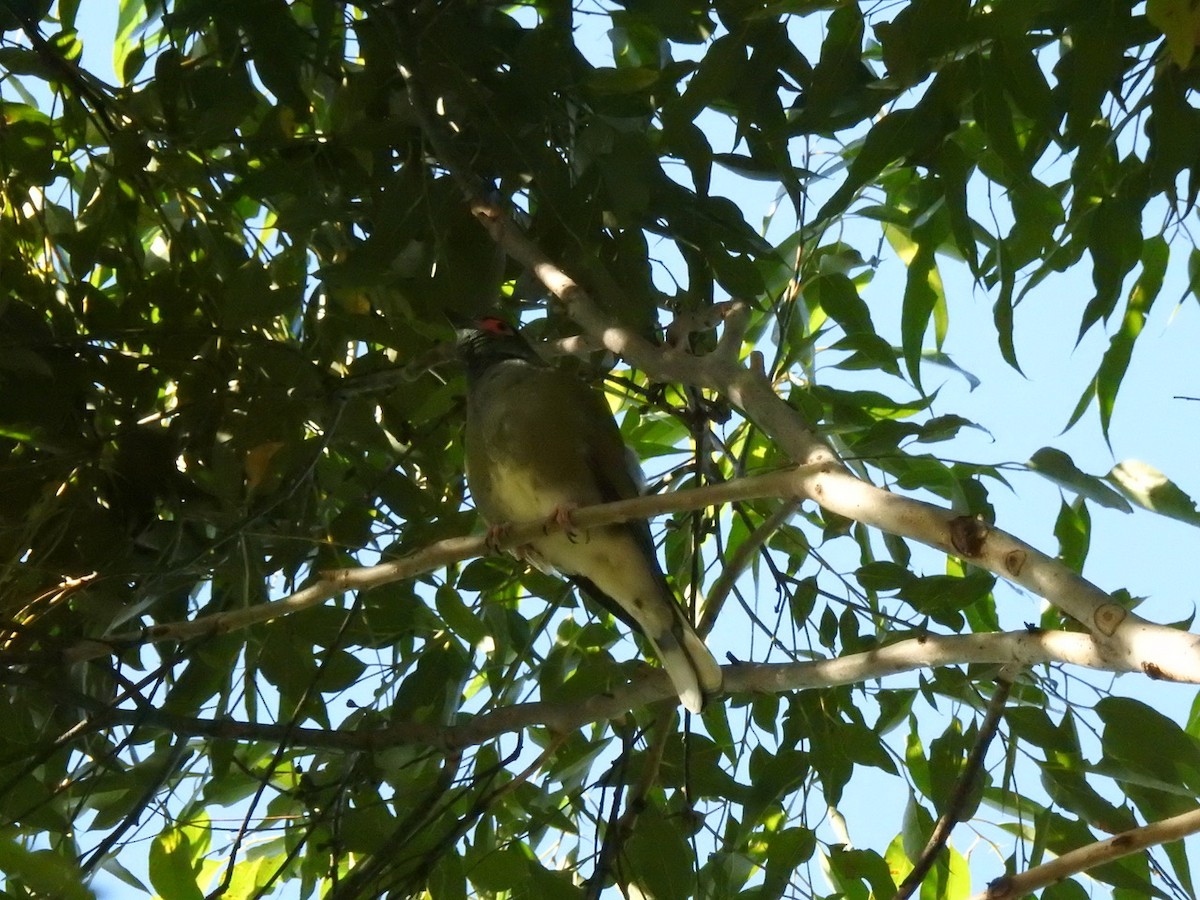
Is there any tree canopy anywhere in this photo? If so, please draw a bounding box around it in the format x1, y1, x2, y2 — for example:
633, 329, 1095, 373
2, 1, 1200, 898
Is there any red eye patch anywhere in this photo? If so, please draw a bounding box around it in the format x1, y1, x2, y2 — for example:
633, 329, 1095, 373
478, 316, 515, 336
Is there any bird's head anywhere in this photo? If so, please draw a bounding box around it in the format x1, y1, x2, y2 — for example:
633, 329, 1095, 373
454, 316, 541, 382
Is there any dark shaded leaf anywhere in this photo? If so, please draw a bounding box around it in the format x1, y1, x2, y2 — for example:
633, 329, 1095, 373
623, 805, 694, 899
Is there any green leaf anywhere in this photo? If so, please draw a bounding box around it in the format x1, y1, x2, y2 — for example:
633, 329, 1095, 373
1028, 448, 1133, 512
588, 65, 660, 94
875, 0, 969, 86
928, 719, 974, 814
787, 575, 817, 629
855, 561, 917, 592
1079, 194, 1146, 340
0, 102, 56, 185
992, 240, 1021, 372
1006, 707, 1076, 755
429, 851, 468, 900
974, 56, 1027, 181
1058, 12, 1131, 145
915, 414, 976, 444
712, 152, 784, 181
745, 746, 809, 829
436, 584, 488, 644
813, 272, 875, 336
896, 572, 995, 625
1007, 180, 1066, 269
468, 844, 535, 894
900, 793, 935, 865
935, 138, 978, 274
391, 638, 472, 723
1040, 760, 1136, 834
528, 863, 586, 900
1095, 235, 1169, 438
761, 827, 816, 896
340, 804, 398, 853
0, 833, 94, 900
113, 0, 147, 84
1097, 697, 1200, 796
149, 828, 205, 900
893, 223, 946, 391
220, 854, 274, 900
623, 805, 694, 899
1043, 879, 1092, 900
1108, 459, 1200, 527
1148, 0, 1200, 68
825, 846, 897, 899
1190, 247, 1200, 305
241, 0, 309, 112
1053, 498, 1091, 572
220, 261, 302, 325
817, 110, 918, 223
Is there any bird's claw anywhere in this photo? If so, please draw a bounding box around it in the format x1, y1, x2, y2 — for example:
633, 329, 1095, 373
545, 505, 582, 542
484, 523, 511, 555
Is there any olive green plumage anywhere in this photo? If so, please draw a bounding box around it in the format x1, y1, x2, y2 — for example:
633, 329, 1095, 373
456, 318, 723, 713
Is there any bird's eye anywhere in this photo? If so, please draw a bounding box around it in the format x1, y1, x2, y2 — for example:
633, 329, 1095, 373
479, 317, 513, 336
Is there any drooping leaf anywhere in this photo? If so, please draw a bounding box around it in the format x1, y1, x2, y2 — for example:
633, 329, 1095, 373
1053, 498, 1091, 573
1108, 459, 1200, 528
622, 805, 694, 900
1028, 447, 1133, 512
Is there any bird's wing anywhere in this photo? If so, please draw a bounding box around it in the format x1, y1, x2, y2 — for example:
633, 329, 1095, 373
574, 384, 669, 572
575, 389, 723, 710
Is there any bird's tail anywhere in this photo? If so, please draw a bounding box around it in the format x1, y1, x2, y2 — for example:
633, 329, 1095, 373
571, 574, 723, 713
648, 613, 723, 715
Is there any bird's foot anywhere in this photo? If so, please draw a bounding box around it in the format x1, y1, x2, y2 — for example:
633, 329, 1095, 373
545, 505, 582, 542
484, 523, 511, 555
486, 524, 539, 561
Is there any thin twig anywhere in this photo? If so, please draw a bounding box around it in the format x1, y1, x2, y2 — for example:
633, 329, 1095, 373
586, 724, 638, 900
699, 499, 801, 638
894, 666, 1018, 899
589, 706, 677, 898
210, 596, 365, 899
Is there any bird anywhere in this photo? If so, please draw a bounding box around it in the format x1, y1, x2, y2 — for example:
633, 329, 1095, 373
456, 316, 723, 713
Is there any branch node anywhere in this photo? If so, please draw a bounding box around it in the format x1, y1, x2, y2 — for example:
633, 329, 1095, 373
749, 350, 766, 377
1003, 549, 1027, 577
1094, 603, 1126, 637
949, 515, 989, 557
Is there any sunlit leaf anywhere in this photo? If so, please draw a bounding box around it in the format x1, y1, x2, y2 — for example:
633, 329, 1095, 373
1108, 459, 1200, 527
149, 828, 204, 900
1028, 448, 1133, 512
1148, 0, 1200, 68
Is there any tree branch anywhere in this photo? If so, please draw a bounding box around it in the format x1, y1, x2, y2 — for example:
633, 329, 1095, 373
34, 460, 1200, 686
51, 469, 804, 664
17, 630, 1178, 756
976, 805, 1200, 899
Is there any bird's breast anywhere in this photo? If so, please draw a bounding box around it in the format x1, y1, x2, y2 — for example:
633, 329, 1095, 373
485, 461, 576, 523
